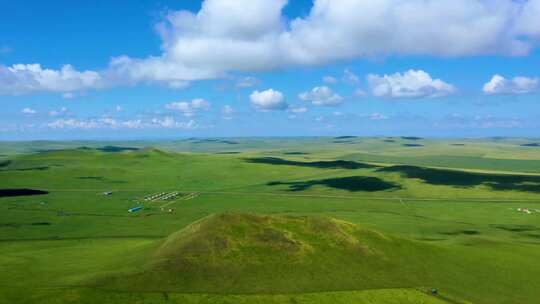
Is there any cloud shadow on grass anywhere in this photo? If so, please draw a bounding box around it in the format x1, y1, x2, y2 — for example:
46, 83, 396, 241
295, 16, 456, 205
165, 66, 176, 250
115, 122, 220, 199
246, 157, 378, 170
378, 165, 540, 193
0, 189, 49, 198
267, 176, 401, 192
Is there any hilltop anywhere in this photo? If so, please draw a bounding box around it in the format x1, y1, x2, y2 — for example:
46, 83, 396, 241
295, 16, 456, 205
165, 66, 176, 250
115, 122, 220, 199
96, 213, 442, 295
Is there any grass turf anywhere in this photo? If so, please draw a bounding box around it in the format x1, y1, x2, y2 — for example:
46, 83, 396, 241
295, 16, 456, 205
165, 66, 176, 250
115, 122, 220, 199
1, 138, 540, 303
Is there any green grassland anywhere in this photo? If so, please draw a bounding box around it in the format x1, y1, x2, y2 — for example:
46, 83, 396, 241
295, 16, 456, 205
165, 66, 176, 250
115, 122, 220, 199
1, 137, 540, 303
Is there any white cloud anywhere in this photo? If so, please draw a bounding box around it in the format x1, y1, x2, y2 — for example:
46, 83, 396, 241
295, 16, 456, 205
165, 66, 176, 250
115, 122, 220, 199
299, 86, 343, 106
21, 107, 36, 115
235, 76, 260, 88
221, 105, 234, 119
47, 118, 100, 129
289, 106, 308, 114
343, 69, 359, 85
121, 119, 144, 129
0, 64, 101, 95
222, 105, 234, 115
167, 80, 190, 89
115, 105, 123, 112
47, 116, 196, 130
515, 0, 540, 40
165, 98, 211, 117
48, 107, 68, 117
368, 113, 389, 120
151, 117, 196, 129
4, 0, 540, 95
438, 114, 525, 129
483, 74, 539, 95
150, 0, 532, 79
250, 89, 287, 110
367, 70, 455, 98
62, 92, 75, 99
322, 76, 337, 84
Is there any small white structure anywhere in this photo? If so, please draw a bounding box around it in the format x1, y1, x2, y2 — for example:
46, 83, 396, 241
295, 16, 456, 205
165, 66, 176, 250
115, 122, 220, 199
518, 208, 533, 214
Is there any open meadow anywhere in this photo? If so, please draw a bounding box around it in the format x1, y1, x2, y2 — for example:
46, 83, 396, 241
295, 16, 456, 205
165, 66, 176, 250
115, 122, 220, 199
1, 137, 540, 304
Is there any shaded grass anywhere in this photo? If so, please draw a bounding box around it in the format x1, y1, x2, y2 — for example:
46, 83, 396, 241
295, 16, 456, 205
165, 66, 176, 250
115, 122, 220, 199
246, 157, 377, 169
282, 151, 309, 155
334, 136, 358, 139
268, 176, 400, 192
378, 165, 540, 193
0, 189, 49, 197
96, 146, 139, 152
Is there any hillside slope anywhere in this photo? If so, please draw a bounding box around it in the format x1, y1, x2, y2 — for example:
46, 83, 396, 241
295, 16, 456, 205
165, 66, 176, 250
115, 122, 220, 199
97, 213, 446, 295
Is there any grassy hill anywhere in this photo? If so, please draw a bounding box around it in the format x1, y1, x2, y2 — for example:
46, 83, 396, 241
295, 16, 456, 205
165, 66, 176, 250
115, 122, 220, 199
97, 213, 439, 294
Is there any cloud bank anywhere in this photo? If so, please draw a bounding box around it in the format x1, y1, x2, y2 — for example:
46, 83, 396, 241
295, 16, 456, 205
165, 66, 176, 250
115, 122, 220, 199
2, 0, 540, 95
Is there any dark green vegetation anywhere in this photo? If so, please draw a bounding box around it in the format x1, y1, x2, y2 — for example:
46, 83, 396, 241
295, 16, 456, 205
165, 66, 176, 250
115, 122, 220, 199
521, 143, 540, 147
282, 151, 309, 155
246, 157, 377, 169
0, 188, 49, 197
379, 165, 540, 193
402, 144, 424, 147
1, 137, 540, 304
334, 136, 358, 139
268, 176, 400, 192
96, 146, 140, 152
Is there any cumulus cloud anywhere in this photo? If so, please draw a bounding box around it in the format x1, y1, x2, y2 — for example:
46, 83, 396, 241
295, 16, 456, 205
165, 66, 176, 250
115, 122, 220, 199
4, 0, 540, 95
367, 70, 455, 98
165, 98, 211, 117
299, 86, 343, 106
1, 64, 101, 95
250, 89, 288, 110
483, 74, 539, 95
21, 107, 36, 115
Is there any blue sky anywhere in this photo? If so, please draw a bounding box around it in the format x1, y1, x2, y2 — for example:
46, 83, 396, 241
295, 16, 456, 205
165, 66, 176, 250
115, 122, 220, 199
1, 0, 539, 140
